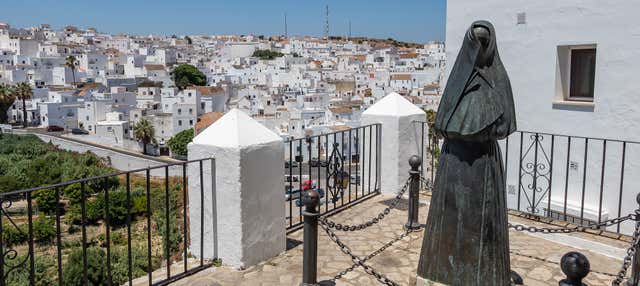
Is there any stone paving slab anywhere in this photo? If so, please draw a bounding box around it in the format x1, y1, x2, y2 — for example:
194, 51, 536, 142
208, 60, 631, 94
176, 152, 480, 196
156, 193, 630, 286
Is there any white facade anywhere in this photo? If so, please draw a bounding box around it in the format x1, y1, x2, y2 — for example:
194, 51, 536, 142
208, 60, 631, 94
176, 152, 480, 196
447, 0, 640, 233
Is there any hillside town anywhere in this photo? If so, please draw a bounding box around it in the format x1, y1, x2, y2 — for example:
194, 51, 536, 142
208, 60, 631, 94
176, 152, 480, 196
0, 21, 445, 156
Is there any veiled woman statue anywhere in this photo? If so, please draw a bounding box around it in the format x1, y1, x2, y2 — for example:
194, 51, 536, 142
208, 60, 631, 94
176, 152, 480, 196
416, 21, 517, 286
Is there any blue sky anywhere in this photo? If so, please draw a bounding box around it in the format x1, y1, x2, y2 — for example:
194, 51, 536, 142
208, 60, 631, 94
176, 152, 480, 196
1, 0, 446, 43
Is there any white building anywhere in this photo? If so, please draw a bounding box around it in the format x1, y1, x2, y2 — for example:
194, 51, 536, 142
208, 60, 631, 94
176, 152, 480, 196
447, 0, 640, 233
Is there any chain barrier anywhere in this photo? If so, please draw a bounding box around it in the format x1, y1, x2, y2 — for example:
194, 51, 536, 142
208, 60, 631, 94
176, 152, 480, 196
612, 212, 640, 286
508, 213, 638, 234
508, 211, 640, 285
320, 176, 412, 232
320, 219, 403, 286
510, 250, 618, 278
330, 229, 418, 282
419, 177, 433, 191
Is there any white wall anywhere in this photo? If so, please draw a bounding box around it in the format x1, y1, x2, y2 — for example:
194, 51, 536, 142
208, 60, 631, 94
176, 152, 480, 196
447, 0, 640, 234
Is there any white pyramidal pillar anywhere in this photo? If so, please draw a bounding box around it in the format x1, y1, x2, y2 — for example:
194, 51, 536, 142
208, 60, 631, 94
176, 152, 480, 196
187, 108, 285, 268
361, 92, 426, 195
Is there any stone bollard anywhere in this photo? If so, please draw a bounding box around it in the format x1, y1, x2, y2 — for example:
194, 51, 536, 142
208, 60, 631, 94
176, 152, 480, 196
626, 194, 640, 286
405, 155, 422, 230
300, 189, 321, 286
559, 251, 590, 286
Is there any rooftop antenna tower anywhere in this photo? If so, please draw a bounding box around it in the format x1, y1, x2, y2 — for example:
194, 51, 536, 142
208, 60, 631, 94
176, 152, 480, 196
348, 20, 351, 41
284, 13, 288, 38
324, 4, 330, 40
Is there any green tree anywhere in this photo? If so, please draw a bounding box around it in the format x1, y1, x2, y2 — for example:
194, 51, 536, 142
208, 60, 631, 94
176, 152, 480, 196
133, 118, 156, 155
252, 49, 284, 60
62, 247, 107, 286
171, 64, 206, 90
167, 128, 194, 157
65, 55, 78, 87
0, 83, 15, 124
15, 82, 33, 127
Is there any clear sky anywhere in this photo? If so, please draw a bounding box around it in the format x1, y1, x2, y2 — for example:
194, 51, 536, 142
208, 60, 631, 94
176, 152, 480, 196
1, 0, 446, 43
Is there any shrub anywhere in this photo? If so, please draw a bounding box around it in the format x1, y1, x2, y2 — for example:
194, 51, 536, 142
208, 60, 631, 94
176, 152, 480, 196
2, 223, 27, 246
5, 254, 56, 286
62, 247, 107, 286
167, 129, 194, 157
34, 188, 59, 214
110, 246, 156, 285
33, 216, 56, 244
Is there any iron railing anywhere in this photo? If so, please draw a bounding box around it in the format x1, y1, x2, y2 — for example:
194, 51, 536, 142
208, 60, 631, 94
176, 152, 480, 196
284, 124, 382, 231
0, 158, 216, 286
415, 120, 640, 235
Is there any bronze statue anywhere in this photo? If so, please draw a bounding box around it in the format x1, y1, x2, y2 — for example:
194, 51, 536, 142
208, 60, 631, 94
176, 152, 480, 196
416, 20, 517, 285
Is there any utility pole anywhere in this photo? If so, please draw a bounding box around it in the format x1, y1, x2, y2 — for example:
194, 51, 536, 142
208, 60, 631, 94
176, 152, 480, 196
284, 13, 288, 38
324, 4, 329, 40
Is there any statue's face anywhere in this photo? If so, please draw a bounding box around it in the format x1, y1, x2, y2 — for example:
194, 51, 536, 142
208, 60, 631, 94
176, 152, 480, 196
473, 26, 491, 67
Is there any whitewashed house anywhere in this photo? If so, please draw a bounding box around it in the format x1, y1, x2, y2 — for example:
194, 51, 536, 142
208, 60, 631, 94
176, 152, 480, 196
447, 0, 640, 233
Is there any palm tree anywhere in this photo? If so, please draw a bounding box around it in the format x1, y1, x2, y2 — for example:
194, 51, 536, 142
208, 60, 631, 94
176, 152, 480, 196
15, 82, 33, 128
0, 84, 15, 124
65, 55, 77, 87
133, 118, 156, 155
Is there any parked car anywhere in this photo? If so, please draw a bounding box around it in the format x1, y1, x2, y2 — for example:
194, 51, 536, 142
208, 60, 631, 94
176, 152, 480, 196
285, 161, 299, 168
46, 125, 64, 132
309, 158, 329, 167
71, 128, 89, 135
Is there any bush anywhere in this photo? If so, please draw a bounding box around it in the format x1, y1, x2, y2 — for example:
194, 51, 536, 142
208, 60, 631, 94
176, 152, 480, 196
33, 216, 56, 244
2, 223, 27, 246
167, 129, 194, 157
62, 247, 107, 286
5, 254, 56, 286
111, 246, 156, 285
34, 188, 59, 214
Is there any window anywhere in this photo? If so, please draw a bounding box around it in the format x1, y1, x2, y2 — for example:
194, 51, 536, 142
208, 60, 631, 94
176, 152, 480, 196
569, 49, 596, 100
189, 120, 193, 125
556, 45, 597, 105
178, 120, 182, 126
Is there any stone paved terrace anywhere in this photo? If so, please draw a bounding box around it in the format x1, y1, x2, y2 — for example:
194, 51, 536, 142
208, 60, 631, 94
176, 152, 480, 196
135, 192, 633, 286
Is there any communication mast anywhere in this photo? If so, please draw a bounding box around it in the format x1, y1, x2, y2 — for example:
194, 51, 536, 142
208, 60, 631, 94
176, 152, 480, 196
324, 4, 329, 40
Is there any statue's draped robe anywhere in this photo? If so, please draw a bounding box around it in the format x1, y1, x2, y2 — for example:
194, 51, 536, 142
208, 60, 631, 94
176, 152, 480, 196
417, 21, 516, 286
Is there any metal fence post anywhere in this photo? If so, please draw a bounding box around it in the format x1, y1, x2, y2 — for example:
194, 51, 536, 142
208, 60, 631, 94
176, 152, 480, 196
405, 155, 421, 230
300, 189, 321, 286
559, 251, 590, 286
626, 194, 640, 286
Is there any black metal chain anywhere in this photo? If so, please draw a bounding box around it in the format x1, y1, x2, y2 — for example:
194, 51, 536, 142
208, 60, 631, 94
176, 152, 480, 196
612, 214, 640, 286
510, 250, 618, 278
508, 211, 640, 285
319, 219, 402, 286
330, 229, 419, 282
320, 176, 412, 232
508, 213, 638, 234
419, 177, 433, 191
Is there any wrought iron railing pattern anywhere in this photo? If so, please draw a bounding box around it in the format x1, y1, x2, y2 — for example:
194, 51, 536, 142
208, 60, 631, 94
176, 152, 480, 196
0, 158, 216, 286
414, 120, 640, 235
284, 124, 382, 231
